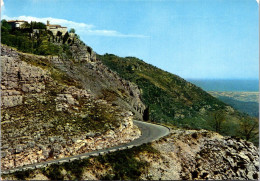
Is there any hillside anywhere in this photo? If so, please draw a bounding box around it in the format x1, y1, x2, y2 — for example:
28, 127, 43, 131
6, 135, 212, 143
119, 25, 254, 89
1, 19, 148, 171
99, 54, 258, 144
1, 45, 142, 170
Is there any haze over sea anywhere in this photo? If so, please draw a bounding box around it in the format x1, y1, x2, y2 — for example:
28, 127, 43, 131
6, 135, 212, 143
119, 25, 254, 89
188, 79, 259, 92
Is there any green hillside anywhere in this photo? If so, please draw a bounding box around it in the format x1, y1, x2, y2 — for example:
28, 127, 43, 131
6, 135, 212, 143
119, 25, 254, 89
99, 54, 258, 144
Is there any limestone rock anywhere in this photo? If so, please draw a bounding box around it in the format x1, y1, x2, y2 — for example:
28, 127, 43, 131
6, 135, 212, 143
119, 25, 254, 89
139, 129, 259, 180
1, 45, 141, 170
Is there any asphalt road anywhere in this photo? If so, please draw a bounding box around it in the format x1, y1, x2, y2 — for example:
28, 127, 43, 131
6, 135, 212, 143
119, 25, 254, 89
2, 120, 170, 174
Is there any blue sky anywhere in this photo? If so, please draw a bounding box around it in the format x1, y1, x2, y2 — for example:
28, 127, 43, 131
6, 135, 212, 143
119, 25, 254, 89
1, 0, 259, 79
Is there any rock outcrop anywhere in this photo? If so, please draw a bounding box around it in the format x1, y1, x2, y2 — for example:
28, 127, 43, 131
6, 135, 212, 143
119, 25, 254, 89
47, 40, 146, 120
1, 45, 141, 170
139, 129, 259, 180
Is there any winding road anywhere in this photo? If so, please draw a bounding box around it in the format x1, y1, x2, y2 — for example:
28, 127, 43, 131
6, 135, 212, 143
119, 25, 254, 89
2, 120, 170, 175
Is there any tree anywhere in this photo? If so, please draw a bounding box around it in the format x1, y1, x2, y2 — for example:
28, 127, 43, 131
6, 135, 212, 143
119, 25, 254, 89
1, 19, 12, 32
62, 32, 70, 44
21, 22, 31, 29
56, 31, 62, 37
238, 117, 259, 141
210, 110, 225, 133
143, 106, 150, 122
69, 28, 75, 33
30, 21, 46, 29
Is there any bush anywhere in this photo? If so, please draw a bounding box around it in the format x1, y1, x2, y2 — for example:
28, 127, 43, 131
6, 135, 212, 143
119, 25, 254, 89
69, 28, 75, 33
97, 143, 157, 180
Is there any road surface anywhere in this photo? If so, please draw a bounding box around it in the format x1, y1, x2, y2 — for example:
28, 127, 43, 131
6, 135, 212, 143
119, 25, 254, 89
2, 120, 170, 174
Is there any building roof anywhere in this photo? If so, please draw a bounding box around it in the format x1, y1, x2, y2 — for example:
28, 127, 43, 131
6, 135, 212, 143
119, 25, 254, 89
48, 25, 67, 29
47, 20, 67, 29
48, 24, 62, 27
7, 20, 28, 23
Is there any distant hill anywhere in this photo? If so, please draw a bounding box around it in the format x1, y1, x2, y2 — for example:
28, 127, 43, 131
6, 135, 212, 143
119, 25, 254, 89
219, 97, 258, 117
209, 91, 259, 103
209, 91, 259, 118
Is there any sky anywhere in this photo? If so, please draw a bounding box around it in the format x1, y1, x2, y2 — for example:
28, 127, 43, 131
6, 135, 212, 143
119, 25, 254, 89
1, 0, 259, 80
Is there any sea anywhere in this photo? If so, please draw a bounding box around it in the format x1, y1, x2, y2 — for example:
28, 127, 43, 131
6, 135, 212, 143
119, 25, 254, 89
187, 79, 259, 92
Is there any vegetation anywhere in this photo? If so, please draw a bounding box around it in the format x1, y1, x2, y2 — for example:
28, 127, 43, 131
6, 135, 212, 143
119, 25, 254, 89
238, 117, 259, 142
12, 169, 34, 180
99, 143, 159, 180
98, 54, 226, 124
99, 54, 259, 145
211, 110, 226, 133
215, 96, 258, 118
69, 28, 76, 33
1, 19, 73, 56
143, 106, 150, 122
41, 159, 91, 180
208, 91, 259, 117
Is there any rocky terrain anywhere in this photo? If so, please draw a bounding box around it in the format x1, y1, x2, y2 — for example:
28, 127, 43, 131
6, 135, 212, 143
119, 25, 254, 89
1, 45, 141, 170
49, 38, 146, 120
2, 128, 259, 180
141, 129, 259, 180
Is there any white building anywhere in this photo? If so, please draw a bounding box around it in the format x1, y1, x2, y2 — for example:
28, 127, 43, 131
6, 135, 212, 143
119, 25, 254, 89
7, 20, 28, 29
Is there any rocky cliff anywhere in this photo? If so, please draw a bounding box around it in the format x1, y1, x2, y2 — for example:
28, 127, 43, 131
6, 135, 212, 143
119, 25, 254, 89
49, 38, 146, 120
1, 45, 141, 170
140, 129, 259, 180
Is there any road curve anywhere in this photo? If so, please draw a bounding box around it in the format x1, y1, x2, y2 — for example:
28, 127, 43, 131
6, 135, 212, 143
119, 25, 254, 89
2, 120, 170, 174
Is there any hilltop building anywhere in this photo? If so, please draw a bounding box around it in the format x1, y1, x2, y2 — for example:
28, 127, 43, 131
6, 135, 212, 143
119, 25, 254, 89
7, 20, 28, 29
46, 20, 67, 36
